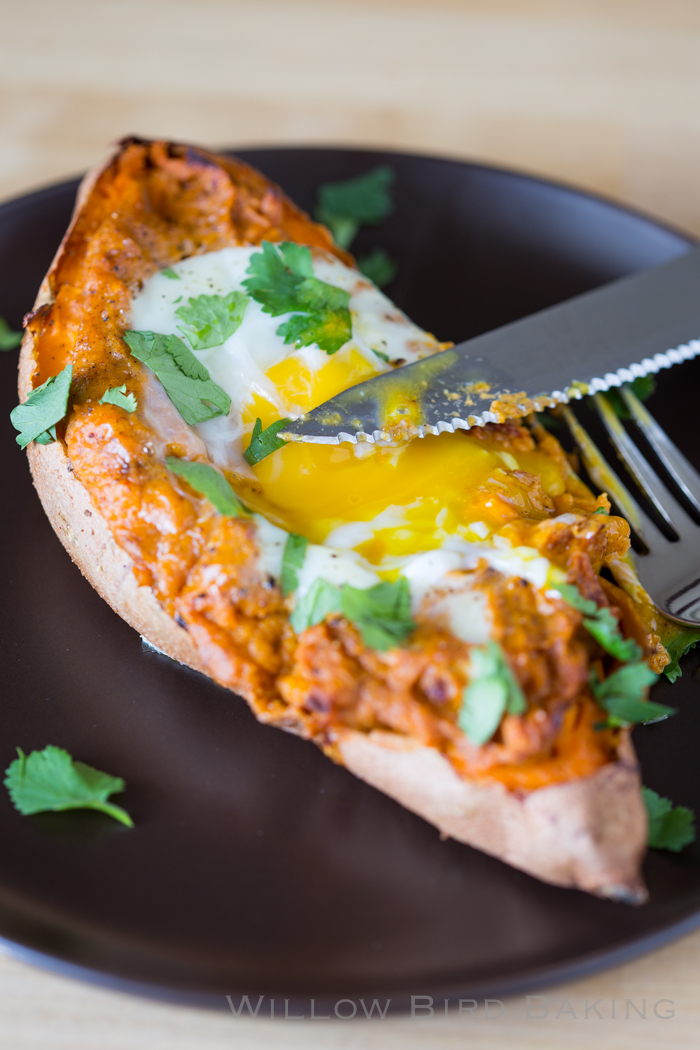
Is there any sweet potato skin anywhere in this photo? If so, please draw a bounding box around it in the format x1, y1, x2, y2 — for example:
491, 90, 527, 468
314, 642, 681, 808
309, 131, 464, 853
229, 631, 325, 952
339, 729, 646, 901
18, 139, 648, 900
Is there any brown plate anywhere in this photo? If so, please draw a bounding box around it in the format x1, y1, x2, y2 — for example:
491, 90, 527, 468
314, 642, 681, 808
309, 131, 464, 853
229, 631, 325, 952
0, 148, 698, 1011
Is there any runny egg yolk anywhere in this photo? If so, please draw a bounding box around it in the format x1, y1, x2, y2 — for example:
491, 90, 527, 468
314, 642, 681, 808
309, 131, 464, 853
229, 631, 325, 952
266, 346, 379, 420
237, 348, 568, 559
128, 246, 570, 566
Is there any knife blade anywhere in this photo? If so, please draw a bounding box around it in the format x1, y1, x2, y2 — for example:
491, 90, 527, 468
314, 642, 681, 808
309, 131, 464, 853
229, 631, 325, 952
280, 243, 700, 444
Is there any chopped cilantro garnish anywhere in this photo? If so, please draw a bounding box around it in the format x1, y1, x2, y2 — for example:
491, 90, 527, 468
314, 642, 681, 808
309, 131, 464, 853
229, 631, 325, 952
604, 375, 656, 418
289, 578, 342, 634
99, 385, 137, 412
244, 241, 312, 313
161, 267, 180, 280
340, 578, 415, 651
315, 166, 395, 249
10, 363, 73, 448
33, 426, 57, 445
555, 583, 598, 615
123, 330, 231, 426
242, 242, 352, 355
371, 348, 390, 363
643, 787, 696, 851
358, 248, 398, 288
555, 583, 641, 662
0, 315, 22, 351
281, 533, 308, 596
459, 642, 526, 746
176, 291, 248, 351
663, 628, 700, 683
166, 457, 243, 516
4, 746, 133, 827
590, 661, 673, 726
289, 576, 416, 651
276, 302, 350, 355
244, 417, 291, 466
584, 609, 641, 662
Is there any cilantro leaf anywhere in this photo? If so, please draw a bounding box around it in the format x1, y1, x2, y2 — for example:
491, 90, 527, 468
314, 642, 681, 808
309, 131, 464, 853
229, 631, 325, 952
555, 582, 597, 616
663, 628, 700, 683
161, 267, 180, 280
242, 242, 352, 355
244, 417, 291, 466
555, 583, 641, 662
320, 214, 358, 252
606, 376, 656, 418
176, 291, 248, 351
591, 661, 674, 726
316, 166, 395, 249
133, 331, 209, 381
340, 577, 416, 651
289, 576, 416, 649
358, 248, 398, 288
4, 746, 133, 827
603, 694, 674, 725
165, 457, 243, 516
281, 532, 308, 596
99, 385, 137, 412
642, 786, 696, 851
459, 642, 526, 746
460, 677, 510, 747
275, 293, 351, 355
242, 241, 308, 314
10, 363, 73, 448
0, 315, 22, 351
583, 607, 641, 662
123, 330, 231, 425
289, 578, 342, 634
278, 241, 314, 277
33, 425, 57, 445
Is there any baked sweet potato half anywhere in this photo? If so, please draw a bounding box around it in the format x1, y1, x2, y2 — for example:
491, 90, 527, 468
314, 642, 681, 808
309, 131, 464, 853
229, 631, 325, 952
17, 138, 668, 902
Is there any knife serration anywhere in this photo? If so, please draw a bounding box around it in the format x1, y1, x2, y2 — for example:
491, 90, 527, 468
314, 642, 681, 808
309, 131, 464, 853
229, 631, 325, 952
280, 245, 700, 444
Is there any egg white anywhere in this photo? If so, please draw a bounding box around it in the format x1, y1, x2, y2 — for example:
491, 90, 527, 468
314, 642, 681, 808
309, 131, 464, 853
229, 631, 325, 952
130, 246, 556, 639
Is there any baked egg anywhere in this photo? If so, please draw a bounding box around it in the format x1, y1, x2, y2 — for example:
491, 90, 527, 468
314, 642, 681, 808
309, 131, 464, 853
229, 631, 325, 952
131, 246, 575, 639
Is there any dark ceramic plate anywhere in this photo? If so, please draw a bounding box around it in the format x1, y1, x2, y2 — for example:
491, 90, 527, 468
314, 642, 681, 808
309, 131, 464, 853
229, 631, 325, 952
1, 148, 700, 1013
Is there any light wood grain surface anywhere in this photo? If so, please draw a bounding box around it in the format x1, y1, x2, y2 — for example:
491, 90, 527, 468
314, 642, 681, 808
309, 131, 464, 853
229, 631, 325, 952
1, 1, 700, 1045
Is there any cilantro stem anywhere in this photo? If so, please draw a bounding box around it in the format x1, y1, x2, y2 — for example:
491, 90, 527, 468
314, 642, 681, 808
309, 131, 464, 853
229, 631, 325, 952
89, 800, 134, 827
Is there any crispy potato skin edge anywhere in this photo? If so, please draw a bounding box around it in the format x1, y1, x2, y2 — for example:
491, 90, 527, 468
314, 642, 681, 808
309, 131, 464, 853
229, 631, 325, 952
17, 141, 648, 901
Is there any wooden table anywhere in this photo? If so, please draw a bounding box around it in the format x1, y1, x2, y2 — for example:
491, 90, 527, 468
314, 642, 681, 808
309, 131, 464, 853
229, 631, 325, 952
0, 930, 699, 1048
1, 1, 700, 1045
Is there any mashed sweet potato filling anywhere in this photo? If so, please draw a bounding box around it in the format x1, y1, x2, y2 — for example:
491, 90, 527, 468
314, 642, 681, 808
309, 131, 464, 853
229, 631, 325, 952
28, 140, 664, 791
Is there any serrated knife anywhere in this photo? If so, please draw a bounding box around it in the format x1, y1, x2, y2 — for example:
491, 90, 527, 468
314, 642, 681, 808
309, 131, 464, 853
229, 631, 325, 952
280, 244, 700, 444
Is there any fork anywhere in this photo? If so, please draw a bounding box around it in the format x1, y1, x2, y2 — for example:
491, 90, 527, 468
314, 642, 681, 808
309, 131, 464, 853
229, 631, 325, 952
560, 388, 700, 626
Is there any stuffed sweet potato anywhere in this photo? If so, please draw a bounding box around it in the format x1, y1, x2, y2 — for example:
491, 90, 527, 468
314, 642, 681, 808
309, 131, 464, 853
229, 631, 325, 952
17, 138, 667, 901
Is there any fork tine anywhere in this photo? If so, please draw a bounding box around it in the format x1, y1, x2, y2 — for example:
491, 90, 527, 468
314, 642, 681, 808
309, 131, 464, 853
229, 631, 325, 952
559, 404, 667, 550
621, 386, 700, 516
594, 393, 697, 539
